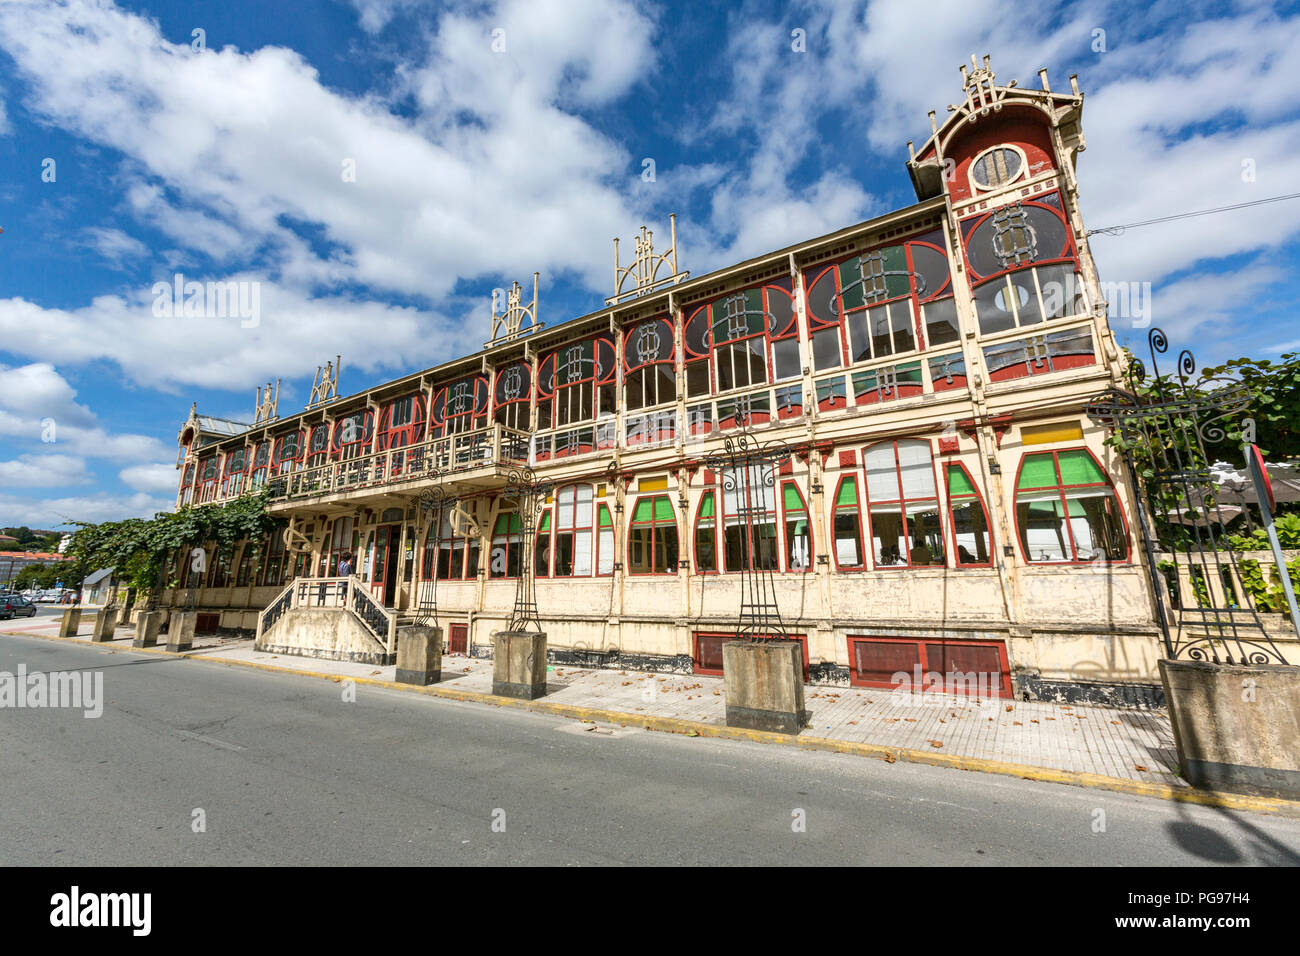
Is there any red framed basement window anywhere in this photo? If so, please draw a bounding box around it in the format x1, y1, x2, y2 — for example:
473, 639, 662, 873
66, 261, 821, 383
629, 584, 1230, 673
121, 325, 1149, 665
847, 636, 1012, 698
693, 632, 809, 679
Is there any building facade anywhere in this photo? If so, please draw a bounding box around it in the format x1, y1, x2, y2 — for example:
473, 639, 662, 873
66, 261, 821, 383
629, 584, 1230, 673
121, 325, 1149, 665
163, 61, 1167, 704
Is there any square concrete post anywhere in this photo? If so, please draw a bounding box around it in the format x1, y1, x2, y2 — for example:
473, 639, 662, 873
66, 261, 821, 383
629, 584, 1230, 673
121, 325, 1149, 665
723, 640, 807, 735
58, 607, 82, 638
134, 610, 165, 649
167, 610, 197, 652
396, 625, 443, 685
491, 630, 548, 700
90, 606, 119, 643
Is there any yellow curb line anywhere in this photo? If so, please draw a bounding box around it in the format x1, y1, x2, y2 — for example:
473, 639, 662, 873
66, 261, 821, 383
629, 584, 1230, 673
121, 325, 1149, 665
7, 627, 1300, 817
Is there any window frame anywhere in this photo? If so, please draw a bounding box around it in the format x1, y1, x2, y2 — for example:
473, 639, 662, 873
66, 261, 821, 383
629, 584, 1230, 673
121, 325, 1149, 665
944, 461, 994, 568
861, 438, 946, 570
1013, 447, 1131, 566
627, 493, 679, 576
831, 474, 865, 571
780, 480, 813, 573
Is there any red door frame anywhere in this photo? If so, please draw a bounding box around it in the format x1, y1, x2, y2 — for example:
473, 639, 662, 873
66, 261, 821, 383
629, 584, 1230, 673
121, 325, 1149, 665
449, 623, 469, 656
846, 635, 1013, 698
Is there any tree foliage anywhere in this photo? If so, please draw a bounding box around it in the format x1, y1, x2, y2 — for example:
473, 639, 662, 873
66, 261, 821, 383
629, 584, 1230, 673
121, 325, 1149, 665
65, 490, 282, 593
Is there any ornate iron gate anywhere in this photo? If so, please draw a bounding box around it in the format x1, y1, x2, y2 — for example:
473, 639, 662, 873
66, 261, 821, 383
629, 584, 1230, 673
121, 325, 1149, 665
1085, 328, 1287, 664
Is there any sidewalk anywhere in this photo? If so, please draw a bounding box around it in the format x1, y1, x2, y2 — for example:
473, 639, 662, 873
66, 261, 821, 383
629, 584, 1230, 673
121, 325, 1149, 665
4, 612, 1186, 792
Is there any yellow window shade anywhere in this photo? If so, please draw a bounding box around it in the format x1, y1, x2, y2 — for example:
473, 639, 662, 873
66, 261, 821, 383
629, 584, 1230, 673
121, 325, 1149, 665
639, 475, 669, 492
1020, 421, 1084, 446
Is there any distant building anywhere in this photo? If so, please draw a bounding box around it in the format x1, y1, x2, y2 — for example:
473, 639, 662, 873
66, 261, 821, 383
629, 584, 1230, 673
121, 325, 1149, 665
0, 551, 71, 585
82, 568, 116, 605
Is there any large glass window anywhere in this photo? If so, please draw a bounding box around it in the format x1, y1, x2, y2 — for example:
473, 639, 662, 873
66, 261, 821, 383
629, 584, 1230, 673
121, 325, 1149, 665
272, 430, 303, 476
946, 463, 991, 565
431, 374, 489, 437
489, 511, 522, 578
554, 484, 594, 576
1015, 449, 1128, 564
832, 475, 864, 569
694, 491, 718, 572
803, 230, 955, 368
782, 481, 812, 572
494, 361, 532, 431
537, 334, 617, 430
428, 511, 479, 580
624, 317, 677, 411
863, 440, 945, 568
683, 278, 798, 399
597, 503, 614, 576
331, 410, 374, 461
629, 495, 678, 574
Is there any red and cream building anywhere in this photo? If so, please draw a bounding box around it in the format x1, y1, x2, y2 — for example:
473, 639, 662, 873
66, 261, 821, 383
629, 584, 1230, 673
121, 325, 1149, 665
166, 60, 1165, 705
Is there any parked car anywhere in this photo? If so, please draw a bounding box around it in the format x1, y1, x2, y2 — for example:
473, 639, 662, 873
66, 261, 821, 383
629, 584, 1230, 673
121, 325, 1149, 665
2, 594, 36, 618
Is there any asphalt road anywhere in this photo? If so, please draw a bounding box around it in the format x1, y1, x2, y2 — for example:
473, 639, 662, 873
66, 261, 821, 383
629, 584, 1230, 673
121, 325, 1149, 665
3, 632, 1299, 866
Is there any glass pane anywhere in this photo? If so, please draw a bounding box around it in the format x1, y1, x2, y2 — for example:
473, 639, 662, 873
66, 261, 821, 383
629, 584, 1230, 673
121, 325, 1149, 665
947, 465, 976, 498
864, 444, 899, 501
632, 498, 652, 522
782, 483, 803, 512
597, 504, 612, 528
1056, 449, 1106, 485
699, 491, 714, 518
834, 512, 862, 567
772, 337, 801, 380
1017, 453, 1060, 490
897, 441, 936, 498
1017, 492, 1069, 562
813, 328, 842, 370
786, 517, 810, 570
629, 526, 651, 573
952, 500, 989, 563
923, 296, 960, 346
1067, 489, 1126, 560
904, 502, 944, 566
869, 504, 905, 566
975, 277, 1016, 335
573, 530, 592, 576
652, 496, 674, 522
695, 519, 717, 572
598, 528, 614, 574
835, 476, 858, 506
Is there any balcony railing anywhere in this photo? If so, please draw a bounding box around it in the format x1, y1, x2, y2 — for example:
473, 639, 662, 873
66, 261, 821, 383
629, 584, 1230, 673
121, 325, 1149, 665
255, 575, 397, 656
261, 424, 529, 504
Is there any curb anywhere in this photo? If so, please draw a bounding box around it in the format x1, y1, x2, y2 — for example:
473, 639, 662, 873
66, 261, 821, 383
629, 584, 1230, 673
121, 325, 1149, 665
7, 626, 1300, 818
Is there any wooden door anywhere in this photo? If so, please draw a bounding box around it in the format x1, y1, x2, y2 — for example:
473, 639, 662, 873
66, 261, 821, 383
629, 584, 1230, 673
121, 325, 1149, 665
449, 623, 468, 656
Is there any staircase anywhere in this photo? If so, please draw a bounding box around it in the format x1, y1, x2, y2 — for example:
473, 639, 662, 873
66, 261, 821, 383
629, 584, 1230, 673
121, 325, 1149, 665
256, 576, 397, 665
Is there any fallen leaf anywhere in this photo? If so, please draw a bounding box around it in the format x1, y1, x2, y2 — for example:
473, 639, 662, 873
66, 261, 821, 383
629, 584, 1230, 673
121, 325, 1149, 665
883, 752, 896, 763
928, 739, 943, 748
1135, 764, 1148, 772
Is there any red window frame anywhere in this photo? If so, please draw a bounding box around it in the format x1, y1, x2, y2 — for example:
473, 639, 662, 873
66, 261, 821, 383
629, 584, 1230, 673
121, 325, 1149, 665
627, 494, 678, 575
553, 483, 596, 577
780, 480, 813, 573
960, 191, 1077, 285
222, 446, 248, 497
330, 410, 374, 461
945, 461, 994, 567
623, 315, 677, 413
693, 489, 719, 574
536, 333, 616, 431
846, 635, 1013, 698
306, 424, 331, 467
861, 438, 945, 570
197, 455, 221, 502
272, 429, 304, 476
379, 393, 427, 450
493, 361, 533, 431
431, 374, 489, 438
684, 277, 797, 401
831, 474, 865, 571
1013, 447, 1130, 565
693, 632, 809, 679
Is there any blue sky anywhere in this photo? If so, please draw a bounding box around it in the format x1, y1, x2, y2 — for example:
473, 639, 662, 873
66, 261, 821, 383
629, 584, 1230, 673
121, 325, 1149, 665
0, 0, 1297, 527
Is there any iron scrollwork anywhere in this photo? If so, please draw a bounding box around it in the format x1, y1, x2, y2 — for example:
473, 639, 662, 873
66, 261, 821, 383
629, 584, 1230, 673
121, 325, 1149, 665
502, 465, 552, 633
1085, 327, 1286, 665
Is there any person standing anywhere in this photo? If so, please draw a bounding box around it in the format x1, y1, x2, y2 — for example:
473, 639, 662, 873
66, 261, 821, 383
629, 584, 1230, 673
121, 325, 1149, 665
337, 552, 353, 577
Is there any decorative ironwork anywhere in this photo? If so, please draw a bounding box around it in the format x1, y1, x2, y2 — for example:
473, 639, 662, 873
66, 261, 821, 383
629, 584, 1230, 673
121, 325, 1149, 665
306, 357, 340, 409
414, 478, 453, 627
950, 53, 1011, 121
1085, 327, 1286, 665
699, 430, 794, 641
253, 379, 280, 425
348, 580, 390, 643
261, 584, 293, 634
607, 214, 688, 305
488, 273, 542, 347
502, 465, 552, 632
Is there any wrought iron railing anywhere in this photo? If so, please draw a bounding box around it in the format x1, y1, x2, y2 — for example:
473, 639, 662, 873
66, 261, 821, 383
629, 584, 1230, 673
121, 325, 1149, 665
255, 575, 396, 655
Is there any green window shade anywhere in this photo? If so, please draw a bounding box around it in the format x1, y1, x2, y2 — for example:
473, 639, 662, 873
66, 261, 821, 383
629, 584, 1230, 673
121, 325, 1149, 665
1056, 449, 1106, 485
947, 466, 977, 498
632, 498, 653, 523
492, 512, 521, 534
699, 492, 715, 518
835, 477, 858, 507
653, 496, 674, 521
782, 483, 805, 512
1017, 453, 1059, 491
597, 504, 612, 528
539, 512, 551, 532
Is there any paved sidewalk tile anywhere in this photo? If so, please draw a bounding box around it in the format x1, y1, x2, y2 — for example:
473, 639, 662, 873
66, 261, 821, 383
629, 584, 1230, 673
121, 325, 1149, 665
4, 619, 1183, 787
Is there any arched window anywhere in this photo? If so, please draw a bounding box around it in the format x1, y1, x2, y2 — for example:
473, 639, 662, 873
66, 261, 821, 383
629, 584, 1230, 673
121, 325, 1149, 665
863, 439, 945, 568
537, 333, 616, 430
379, 393, 427, 450
489, 510, 522, 578
331, 410, 374, 461
969, 145, 1026, 192
431, 374, 489, 438
272, 430, 304, 476
180, 462, 196, 506
721, 465, 779, 571
946, 463, 992, 566
694, 491, 718, 572
535, 509, 552, 577
493, 361, 532, 432
198, 456, 220, 503
781, 481, 812, 572
1014, 449, 1128, 564
553, 484, 594, 576
628, 495, 678, 574
248, 442, 270, 490
307, 424, 331, 469
223, 447, 248, 498
623, 316, 676, 411
425, 510, 479, 580
596, 501, 614, 575
803, 230, 954, 368
962, 192, 1086, 335
686, 278, 798, 402
832, 475, 864, 569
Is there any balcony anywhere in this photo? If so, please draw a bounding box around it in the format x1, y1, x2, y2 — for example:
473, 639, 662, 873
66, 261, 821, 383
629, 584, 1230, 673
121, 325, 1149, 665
263, 423, 530, 507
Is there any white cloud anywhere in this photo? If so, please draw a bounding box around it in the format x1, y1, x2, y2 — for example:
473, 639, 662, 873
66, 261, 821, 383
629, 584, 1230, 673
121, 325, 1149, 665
118, 462, 181, 494
0, 453, 91, 487
0, 490, 173, 528
83, 225, 148, 266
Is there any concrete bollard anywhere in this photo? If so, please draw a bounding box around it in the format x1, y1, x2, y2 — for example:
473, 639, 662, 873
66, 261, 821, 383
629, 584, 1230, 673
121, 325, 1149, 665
491, 630, 548, 700
722, 640, 807, 735
58, 607, 82, 638
396, 625, 443, 685
133, 610, 165, 649
90, 606, 119, 643
167, 610, 197, 652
